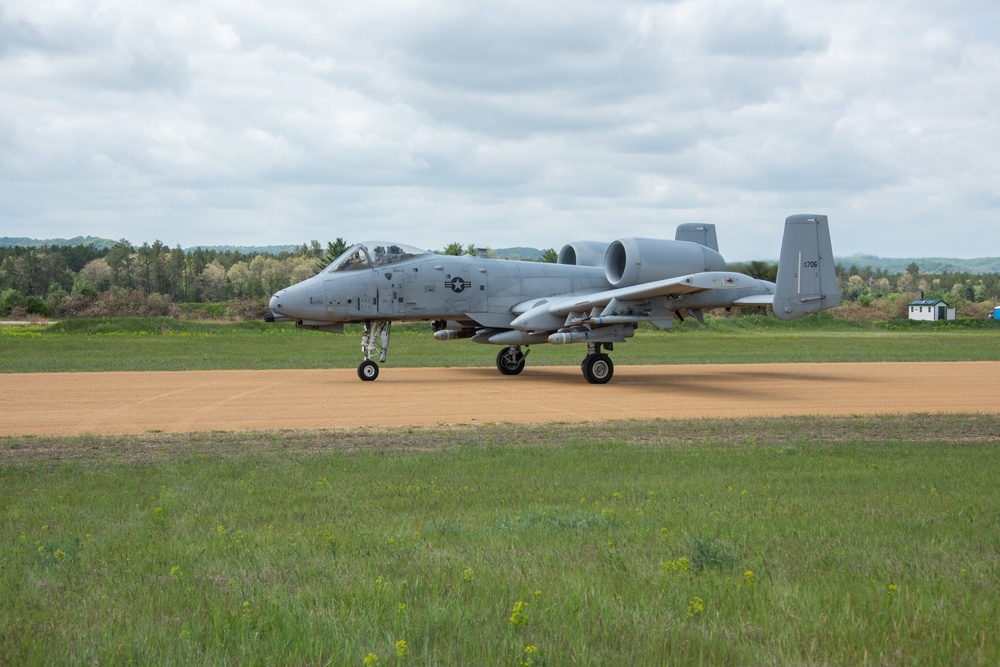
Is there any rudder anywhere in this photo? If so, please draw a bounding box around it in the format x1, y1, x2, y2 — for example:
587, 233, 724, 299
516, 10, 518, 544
773, 214, 840, 320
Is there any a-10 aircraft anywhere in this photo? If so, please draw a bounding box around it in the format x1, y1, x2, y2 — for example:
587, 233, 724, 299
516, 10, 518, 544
265, 214, 839, 383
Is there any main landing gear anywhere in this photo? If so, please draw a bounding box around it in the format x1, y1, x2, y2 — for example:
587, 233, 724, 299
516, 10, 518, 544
581, 343, 614, 384
494, 343, 614, 383
496, 345, 528, 375
357, 320, 390, 381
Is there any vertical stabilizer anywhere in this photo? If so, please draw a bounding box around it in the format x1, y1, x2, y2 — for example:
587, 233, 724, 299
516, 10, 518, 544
773, 214, 840, 320
675, 223, 719, 252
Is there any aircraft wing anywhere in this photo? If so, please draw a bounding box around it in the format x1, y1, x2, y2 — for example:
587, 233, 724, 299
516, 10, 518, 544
546, 271, 758, 316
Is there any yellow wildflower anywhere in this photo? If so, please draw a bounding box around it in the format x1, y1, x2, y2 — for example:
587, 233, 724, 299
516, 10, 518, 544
687, 595, 705, 618
509, 600, 529, 626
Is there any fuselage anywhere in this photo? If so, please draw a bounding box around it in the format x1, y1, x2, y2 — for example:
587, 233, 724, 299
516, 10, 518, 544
268, 248, 612, 330
268, 241, 778, 338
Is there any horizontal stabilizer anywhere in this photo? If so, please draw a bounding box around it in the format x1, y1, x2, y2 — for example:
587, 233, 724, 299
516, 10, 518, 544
675, 223, 719, 252
732, 294, 774, 307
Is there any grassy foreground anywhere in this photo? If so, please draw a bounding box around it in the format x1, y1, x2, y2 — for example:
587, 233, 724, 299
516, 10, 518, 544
2, 315, 1000, 372
3, 415, 999, 665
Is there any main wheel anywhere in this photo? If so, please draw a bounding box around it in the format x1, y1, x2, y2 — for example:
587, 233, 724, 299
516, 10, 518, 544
496, 347, 526, 376
582, 353, 614, 384
358, 359, 379, 381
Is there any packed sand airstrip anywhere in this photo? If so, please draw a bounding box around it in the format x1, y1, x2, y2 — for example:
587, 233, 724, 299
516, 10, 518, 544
3, 361, 999, 437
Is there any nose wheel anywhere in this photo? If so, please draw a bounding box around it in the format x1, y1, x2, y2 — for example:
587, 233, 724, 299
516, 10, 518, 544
358, 359, 379, 381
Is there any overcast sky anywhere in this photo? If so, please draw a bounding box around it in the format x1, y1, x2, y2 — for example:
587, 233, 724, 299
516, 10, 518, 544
1, 0, 998, 260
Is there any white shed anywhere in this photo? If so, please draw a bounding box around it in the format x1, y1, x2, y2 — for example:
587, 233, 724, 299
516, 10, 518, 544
908, 299, 956, 321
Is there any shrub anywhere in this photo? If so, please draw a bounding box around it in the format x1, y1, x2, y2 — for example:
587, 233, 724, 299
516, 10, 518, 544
24, 296, 51, 317
43, 288, 183, 318
959, 301, 995, 319
72, 277, 99, 299
2, 288, 24, 316
226, 298, 269, 320
49, 292, 96, 318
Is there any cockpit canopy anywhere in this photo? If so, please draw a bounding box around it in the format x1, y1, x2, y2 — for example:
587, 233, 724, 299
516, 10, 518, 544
325, 242, 429, 273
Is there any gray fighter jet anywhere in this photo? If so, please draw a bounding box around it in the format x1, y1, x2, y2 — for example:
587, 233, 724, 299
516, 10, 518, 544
265, 214, 839, 383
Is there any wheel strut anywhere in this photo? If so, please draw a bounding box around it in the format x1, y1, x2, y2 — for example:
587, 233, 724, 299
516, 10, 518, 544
357, 320, 391, 381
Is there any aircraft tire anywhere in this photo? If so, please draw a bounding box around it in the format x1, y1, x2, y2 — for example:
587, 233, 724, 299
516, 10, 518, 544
358, 360, 379, 381
582, 354, 614, 384
496, 348, 526, 376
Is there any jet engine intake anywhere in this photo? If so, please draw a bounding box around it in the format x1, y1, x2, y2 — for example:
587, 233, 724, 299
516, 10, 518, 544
604, 238, 727, 288
557, 241, 610, 267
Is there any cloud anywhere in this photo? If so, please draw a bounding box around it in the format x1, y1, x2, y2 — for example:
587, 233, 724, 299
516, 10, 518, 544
0, 10, 44, 54
0, 0, 998, 260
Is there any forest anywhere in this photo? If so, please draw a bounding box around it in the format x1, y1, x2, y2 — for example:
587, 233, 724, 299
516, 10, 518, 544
2, 239, 999, 320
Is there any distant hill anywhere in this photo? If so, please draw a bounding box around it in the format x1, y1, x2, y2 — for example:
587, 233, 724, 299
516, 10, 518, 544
1, 235, 119, 251
836, 254, 1000, 274
493, 247, 547, 260
0, 236, 550, 259
0, 236, 300, 255
190, 244, 300, 254
3, 236, 997, 272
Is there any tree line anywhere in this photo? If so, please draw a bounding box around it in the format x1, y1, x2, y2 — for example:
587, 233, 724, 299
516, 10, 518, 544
2, 240, 998, 320
0, 239, 550, 319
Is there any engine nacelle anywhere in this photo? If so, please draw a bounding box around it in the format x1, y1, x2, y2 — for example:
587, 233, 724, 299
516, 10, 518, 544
557, 241, 610, 267
604, 238, 727, 288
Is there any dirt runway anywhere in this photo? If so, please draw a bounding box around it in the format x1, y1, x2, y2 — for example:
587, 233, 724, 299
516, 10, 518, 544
2, 361, 998, 437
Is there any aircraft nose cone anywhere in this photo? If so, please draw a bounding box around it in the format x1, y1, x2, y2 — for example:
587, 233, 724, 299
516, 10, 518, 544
269, 292, 282, 312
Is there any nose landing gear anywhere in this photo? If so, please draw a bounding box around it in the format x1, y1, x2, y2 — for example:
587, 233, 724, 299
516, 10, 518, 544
357, 320, 391, 381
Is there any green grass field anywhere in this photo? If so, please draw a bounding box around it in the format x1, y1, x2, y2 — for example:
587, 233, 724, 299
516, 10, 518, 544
3, 417, 999, 665
2, 318, 999, 664
2, 315, 999, 372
